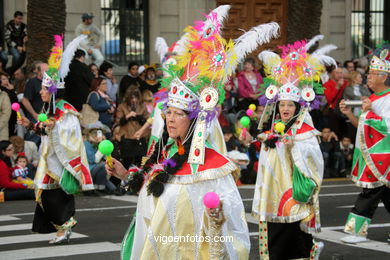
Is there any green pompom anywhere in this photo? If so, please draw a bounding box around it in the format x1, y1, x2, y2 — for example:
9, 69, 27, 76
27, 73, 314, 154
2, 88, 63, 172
240, 116, 250, 127
98, 140, 114, 155
38, 113, 48, 122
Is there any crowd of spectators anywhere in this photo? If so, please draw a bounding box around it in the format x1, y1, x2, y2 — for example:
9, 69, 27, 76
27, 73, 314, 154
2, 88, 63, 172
1, 11, 375, 201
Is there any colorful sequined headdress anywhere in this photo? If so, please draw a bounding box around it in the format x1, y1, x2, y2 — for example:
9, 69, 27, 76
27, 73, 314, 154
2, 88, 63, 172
156, 5, 279, 164
257, 35, 337, 130
370, 43, 390, 73
42, 34, 87, 113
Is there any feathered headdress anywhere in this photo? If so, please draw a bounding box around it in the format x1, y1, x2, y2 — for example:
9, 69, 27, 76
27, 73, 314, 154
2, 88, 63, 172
257, 35, 337, 131
370, 42, 390, 73
156, 5, 279, 164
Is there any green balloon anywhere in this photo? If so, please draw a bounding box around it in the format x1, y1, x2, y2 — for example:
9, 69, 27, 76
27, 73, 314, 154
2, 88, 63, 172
98, 140, 114, 155
157, 102, 164, 110
38, 113, 47, 122
240, 116, 250, 128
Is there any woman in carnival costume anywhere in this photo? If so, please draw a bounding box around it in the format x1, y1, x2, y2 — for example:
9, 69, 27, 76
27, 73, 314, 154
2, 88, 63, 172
106, 5, 279, 259
339, 44, 390, 244
252, 35, 337, 259
19, 35, 94, 244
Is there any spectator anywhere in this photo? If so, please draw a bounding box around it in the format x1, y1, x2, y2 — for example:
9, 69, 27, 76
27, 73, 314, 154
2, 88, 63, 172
0, 31, 8, 71
140, 67, 160, 94
11, 152, 34, 186
75, 13, 104, 66
13, 67, 27, 97
64, 49, 94, 111
4, 11, 27, 72
83, 124, 116, 195
27, 60, 42, 79
344, 60, 356, 73
0, 86, 11, 141
22, 62, 47, 120
343, 71, 371, 116
142, 90, 154, 114
9, 135, 39, 171
0, 140, 34, 200
223, 126, 240, 152
99, 61, 118, 102
0, 72, 17, 136
88, 77, 114, 128
237, 58, 263, 111
319, 127, 339, 178
115, 86, 150, 168
89, 63, 99, 78
333, 136, 354, 177
138, 65, 146, 82
118, 62, 140, 102
323, 66, 348, 136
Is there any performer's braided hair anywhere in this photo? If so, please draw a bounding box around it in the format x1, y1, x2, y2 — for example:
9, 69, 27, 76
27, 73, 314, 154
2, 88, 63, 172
262, 101, 301, 149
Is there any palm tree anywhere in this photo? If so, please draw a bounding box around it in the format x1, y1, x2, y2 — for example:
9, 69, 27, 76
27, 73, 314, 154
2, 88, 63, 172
26, 0, 66, 70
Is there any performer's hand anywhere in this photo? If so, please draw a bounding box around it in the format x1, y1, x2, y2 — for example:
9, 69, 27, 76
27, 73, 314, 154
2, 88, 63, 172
17, 116, 31, 127
339, 99, 352, 116
362, 97, 372, 112
281, 135, 293, 146
105, 157, 128, 180
206, 202, 225, 223
44, 118, 56, 130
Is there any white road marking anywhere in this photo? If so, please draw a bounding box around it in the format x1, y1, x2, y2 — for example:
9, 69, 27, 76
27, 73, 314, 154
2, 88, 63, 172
102, 194, 139, 203
0, 223, 31, 232
0, 242, 120, 260
241, 192, 360, 201
0, 215, 20, 222
0, 232, 87, 245
239, 183, 356, 190
337, 203, 384, 208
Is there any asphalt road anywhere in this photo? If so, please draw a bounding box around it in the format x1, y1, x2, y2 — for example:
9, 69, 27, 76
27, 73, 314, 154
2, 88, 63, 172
0, 179, 389, 259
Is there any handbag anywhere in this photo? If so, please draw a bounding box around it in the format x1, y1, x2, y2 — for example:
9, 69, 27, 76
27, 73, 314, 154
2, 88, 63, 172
80, 92, 100, 126
292, 165, 317, 203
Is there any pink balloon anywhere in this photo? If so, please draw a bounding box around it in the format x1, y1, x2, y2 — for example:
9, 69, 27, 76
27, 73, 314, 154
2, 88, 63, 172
11, 103, 20, 111
203, 192, 220, 208
246, 109, 254, 116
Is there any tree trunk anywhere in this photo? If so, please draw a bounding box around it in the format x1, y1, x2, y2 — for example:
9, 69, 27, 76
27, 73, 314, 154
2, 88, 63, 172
287, 0, 322, 49
26, 0, 66, 71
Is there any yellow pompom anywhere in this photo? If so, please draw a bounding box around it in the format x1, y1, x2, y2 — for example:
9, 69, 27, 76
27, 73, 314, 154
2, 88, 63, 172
249, 104, 256, 111
274, 122, 285, 135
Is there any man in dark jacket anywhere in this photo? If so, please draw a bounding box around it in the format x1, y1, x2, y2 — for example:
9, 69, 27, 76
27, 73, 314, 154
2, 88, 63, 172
64, 49, 94, 111
4, 11, 27, 70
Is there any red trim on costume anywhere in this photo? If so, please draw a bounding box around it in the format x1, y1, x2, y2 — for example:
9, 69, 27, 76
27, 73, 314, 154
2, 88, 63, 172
370, 154, 390, 177
277, 188, 292, 216
369, 90, 390, 102
68, 157, 93, 185
174, 148, 229, 175
364, 125, 385, 149
359, 165, 378, 182
286, 122, 314, 135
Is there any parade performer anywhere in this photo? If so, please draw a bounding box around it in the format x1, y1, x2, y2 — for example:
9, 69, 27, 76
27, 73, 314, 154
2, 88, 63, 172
106, 5, 279, 259
252, 35, 337, 259
19, 35, 94, 244
339, 44, 390, 244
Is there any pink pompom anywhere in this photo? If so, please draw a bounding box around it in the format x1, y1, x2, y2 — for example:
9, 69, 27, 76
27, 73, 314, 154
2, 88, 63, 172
11, 103, 20, 111
246, 109, 254, 116
203, 192, 220, 208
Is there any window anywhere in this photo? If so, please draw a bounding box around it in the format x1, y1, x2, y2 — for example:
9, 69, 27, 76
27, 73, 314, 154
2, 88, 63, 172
101, 0, 149, 65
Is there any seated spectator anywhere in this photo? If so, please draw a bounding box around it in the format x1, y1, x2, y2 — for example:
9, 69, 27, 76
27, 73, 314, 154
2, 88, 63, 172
223, 126, 241, 152
0, 140, 34, 200
343, 71, 371, 116
89, 63, 99, 78
13, 67, 27, 100
118, 62, 140, 103
9, 135, 39, 173
0, 87, 11, 141
332, 136, 354, 177
83, 123, 116, 195
99, 61, 118, 102
88, 77, 115, 128
115, 86, 150, 168
12, 152, 34, 186
140, 67, 160, 94
319, 127, 339, 178
4, 11, 27, 73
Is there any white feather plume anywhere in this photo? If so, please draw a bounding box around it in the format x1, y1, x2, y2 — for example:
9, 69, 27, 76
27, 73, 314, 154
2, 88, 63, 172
312, 44, 337, 56
155, 37, 169, 63
305, 35, 324, 50
310, 54, 337, 67
211, 5, 230, 27
59, 35, 88, 79
258, 50, 279, 64
233, 22, 280, 64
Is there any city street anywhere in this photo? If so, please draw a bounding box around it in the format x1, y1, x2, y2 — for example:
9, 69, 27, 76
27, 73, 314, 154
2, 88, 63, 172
0, 179, 389, 259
